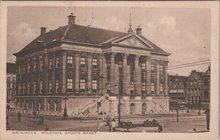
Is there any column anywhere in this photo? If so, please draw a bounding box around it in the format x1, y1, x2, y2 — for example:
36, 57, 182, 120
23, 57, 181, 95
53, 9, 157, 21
87, 55, 92, 94
134, 55, 141, 95
75, 53, 80, 93
61, 52, 67, 94
156, 61, 160, 95
164, 61, 168, 96
146, 56, 151, 95
126, 65, 131, 95
110, 53, 115, 95
114, 64, 119, 95
98, 55, 105, 94
44, 49, 49, 94
52, 53, 56, 94
122, 54, 128, 95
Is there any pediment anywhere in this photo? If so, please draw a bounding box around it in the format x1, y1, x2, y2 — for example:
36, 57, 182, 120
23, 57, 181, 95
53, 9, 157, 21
113, 35, 151, 49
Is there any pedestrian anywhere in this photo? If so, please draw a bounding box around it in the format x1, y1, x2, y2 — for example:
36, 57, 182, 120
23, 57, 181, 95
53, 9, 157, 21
158, 125, 163, 132
204, 108, 210, 130
111, 119, 116, 132
33, 111, 37, 118
106, 114, 110, 126
17, 111, 21, 123
44, 125, 49, 131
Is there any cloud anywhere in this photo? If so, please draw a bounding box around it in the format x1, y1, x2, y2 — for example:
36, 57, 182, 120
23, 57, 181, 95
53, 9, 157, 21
141, 16, 209, 75
85, 16, 127, 32
10, 22, 38, 37
159, 16, 176, 27
188, 33, 204, 47
7, 22, 38, 62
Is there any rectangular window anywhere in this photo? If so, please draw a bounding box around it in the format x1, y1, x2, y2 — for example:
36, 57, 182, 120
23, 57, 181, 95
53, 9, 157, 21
55, 80, 59, 93
92, 58, 98, 67
80, 57, 86, 65
33, 57, 37, 71
39, 56, 43, 71
49, 58, 53, 69
67, 79, 73, 89
22, 84, 25, 94
40, 81, 43, 94
40, 61, 44, 71
18, 84, 21, 95
141, 63, 146, 70
80, 79, 86, 90
130, 82, 134, 91
141, 82, 146, 91
67, 56, 73, 67
92, 80, 97, 90
27, 82, 30, 94
160, 65, 163, 73
27, 63, 31, 72
107, 81, 111, 91
33, 82, 37, 94
23, 65, 26, 74
49, 80, 52, 93
160, 84, 163, 92
55, 57, 60, 68
151, 83, 155, 92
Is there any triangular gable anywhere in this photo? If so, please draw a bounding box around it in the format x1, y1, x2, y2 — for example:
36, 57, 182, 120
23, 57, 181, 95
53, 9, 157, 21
112, 34, 152, 49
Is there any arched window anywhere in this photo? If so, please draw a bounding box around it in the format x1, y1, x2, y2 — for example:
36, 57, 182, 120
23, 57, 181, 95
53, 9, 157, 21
26, 102, 29, 110
142, 103, 147, 115
47, 102, 50, 111
54, 102, 57, 112
38, 102, 41, 111
31, 101, 34, 111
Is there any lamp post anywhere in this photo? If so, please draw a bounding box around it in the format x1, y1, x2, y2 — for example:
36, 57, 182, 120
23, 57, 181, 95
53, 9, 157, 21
63, 95, 69, 120
96, 74, 104, 131
176, 101, 179, 122
118, 64, 123, 128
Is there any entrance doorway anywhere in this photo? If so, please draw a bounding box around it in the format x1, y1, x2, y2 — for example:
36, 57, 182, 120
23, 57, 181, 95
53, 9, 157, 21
130, 103, 135, 114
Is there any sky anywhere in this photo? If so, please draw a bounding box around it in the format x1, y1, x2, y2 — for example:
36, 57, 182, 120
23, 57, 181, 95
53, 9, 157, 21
7, 7, 211, 76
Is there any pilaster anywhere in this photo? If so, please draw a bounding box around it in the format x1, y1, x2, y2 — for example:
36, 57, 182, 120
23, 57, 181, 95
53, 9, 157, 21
134, 55, 141, 95
61, 52, 67, 94
110, 53, 115, 95
156, 61, 160, 95
74, 53, 80, 93
122, 54, 128, 95
87, 55, 92, 94
146, 56, 151, 95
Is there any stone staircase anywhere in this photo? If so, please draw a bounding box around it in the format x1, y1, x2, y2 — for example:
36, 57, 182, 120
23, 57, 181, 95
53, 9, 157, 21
77, 94, 109, 116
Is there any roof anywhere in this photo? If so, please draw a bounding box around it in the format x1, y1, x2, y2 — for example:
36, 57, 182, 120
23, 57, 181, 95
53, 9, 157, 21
14, 24, 169, 56
7, 63, 16, 74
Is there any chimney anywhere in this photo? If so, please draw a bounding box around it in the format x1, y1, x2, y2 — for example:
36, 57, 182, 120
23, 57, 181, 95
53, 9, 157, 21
40, 27, 47, 35
136, 27, 142, 36
68, 13, 76, 25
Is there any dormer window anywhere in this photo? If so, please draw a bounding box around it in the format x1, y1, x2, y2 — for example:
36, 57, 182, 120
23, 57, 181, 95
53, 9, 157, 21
36, 40, 43, 44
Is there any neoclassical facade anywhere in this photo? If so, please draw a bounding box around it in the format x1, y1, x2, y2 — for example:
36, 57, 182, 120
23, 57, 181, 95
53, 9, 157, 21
14, 13, 170, 116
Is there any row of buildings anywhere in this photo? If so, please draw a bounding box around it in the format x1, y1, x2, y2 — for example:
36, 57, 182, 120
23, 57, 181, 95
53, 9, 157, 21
168, 66, 210, 110
6, 13, 210, 116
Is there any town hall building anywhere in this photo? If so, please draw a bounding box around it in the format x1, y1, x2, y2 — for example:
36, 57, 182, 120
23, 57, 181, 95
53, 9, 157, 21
14, 13, 170, 117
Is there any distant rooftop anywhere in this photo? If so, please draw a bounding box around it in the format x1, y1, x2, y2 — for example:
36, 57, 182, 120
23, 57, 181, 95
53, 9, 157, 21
7, 63, 16, 74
